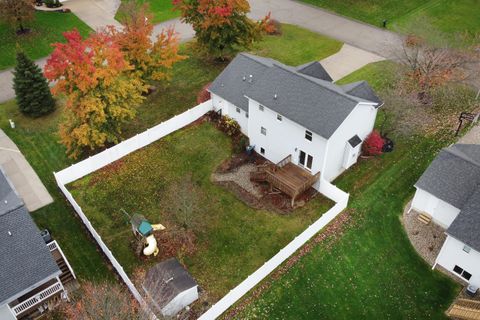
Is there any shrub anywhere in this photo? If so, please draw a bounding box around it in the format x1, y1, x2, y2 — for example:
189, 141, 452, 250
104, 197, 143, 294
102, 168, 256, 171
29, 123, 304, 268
233, 135, 249, 154
44, 0, 61, 8
362, 130, 385, 156
197, 82, 211, 104
219, 116, 241, 137
265, 19, 282, 35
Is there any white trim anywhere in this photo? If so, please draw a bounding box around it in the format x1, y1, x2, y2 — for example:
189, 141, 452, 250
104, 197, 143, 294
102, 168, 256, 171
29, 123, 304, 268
11, 281, 63, 316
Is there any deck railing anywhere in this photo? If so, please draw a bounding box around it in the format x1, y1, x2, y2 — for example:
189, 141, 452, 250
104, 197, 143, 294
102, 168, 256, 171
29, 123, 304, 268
12, 282, 63, 316
276, 155, 292, 168
48, 240, 77, 280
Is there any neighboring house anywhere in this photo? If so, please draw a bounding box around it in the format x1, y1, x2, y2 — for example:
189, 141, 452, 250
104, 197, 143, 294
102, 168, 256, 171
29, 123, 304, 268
209, 53, 382, 191
0, 169, 76, 320
142, 258, 198, 317
411, 144, 480, 287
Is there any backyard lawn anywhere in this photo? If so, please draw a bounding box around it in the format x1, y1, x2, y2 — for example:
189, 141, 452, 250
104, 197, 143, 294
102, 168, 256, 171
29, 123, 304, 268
234, 62, 463, 319
68, 122, 333, 301
300, 0, 480, 42
0, 24, 341, 286
0, 11, 91, 70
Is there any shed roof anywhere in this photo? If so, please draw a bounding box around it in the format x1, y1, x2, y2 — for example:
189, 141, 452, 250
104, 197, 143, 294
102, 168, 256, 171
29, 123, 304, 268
142, 258, 197, 312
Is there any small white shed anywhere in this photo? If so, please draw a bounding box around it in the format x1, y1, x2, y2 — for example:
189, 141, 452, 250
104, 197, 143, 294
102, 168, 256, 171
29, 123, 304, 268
142, 258, 198, 317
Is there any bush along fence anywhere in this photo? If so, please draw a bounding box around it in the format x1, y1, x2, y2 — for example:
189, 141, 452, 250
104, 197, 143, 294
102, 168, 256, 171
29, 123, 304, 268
53, 99, 350, 319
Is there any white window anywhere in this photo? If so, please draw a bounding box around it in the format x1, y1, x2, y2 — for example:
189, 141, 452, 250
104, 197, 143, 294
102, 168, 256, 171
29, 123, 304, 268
259, 105, 264, 111
277, 114, 282, 122
453, 265, 472, 280
236, 107, 241, 113
261, 127, 267, 135
305, 130, 312, 141
260, 147, 265, 155
299, 150, 313, 170
463, 245, 471, 253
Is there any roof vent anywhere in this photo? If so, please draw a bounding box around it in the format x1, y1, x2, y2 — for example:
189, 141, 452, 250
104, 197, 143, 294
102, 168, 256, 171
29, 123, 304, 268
242, 76, 246, 81
274, 93, 278, 100
8, 231, 12, 236
220, 83, 224, 87
248, 74, 253, 83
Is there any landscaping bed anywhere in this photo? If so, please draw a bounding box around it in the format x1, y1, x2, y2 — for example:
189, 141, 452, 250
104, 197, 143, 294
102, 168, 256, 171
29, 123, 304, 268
0, 11, 91, 70
67, 120, 333, 304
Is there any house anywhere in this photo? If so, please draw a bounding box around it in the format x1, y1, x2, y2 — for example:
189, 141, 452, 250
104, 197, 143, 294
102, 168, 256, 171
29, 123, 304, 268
0, 169, 76, 320
142, 258, 198, 317
411, 144, 480, 288
208, 53, 382, 200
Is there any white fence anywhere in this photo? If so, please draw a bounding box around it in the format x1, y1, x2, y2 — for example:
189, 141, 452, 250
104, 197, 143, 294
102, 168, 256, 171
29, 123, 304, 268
55, 101, 213, 185
54, 101, 213, 313
198, 179, 348, 319
54, 100, 350, 320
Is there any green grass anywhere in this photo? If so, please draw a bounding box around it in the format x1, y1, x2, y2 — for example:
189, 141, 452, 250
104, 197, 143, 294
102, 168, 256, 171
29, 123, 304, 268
236, 62, 461, 319
0, 101, 114, 282
0, 25, 341, 286
0, 11, 91, 71
116, 0, 179, 24
300, 0, 480, 41
68, 122, 333, 300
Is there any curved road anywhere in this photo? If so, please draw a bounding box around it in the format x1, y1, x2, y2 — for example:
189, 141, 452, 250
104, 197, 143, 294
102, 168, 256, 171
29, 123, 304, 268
0, 0, 401, 103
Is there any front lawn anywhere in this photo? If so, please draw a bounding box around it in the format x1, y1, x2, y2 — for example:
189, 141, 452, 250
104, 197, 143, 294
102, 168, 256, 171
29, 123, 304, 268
0, 24, 341, 285
116, 0, 179, 24
0, 11, 91, 70
300, 0, 480, 42
235, 62, 462, 319
68, 122, 333, 301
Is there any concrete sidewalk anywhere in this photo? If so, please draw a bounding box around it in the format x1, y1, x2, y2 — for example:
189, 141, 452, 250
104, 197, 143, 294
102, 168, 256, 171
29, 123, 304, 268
65, 0, 122, 30
321, 44, 385, 82
0, 130, 53, 212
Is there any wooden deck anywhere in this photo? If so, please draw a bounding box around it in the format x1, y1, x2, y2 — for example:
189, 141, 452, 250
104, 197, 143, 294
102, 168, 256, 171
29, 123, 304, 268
252, 155, 320, 205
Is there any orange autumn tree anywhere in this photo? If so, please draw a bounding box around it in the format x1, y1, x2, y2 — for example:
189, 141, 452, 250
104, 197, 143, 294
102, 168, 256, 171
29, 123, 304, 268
110, 1, 185, 82
45, 30, 146, 159
173, 0, 271, 59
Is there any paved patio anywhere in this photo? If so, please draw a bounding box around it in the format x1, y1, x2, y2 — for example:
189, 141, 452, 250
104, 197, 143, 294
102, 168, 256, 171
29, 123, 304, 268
0, 129, 53, 212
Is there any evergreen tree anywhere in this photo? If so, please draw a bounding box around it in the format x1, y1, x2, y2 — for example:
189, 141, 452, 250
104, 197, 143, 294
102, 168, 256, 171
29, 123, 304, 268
13, 52, 55, 117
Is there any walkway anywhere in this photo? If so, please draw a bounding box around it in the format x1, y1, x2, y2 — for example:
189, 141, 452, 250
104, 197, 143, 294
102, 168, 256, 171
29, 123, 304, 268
0, 0, 402, 103
0, 129, 53, 211
321, 44, 385, 82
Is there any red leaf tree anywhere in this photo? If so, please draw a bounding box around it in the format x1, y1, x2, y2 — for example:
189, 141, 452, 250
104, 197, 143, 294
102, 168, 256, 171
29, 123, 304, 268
173, 0, 270, 59
362, 130, 385, 156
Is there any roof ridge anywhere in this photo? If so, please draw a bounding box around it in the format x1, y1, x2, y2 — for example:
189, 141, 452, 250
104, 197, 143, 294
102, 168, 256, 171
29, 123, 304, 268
239, 52, 274, 67
445, 145, 480, 168
270, 63, 362, 104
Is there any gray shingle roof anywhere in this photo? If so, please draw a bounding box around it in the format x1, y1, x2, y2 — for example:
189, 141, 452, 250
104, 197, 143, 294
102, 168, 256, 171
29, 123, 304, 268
415, 144, 480, 252
245, 64, 361, 139
296, 61, 333, 82
415, 145, 480, 209
341, 81, 383, 106
448, 187, 480, 251
210, 53, 381, 139
0, 171, 60, 306
142, 258, 197, 312
209, 53, 273, 111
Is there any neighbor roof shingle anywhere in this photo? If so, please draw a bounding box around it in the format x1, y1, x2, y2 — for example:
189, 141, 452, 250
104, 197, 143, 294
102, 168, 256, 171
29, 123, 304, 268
415, 144, 480, 252
0, 171, 60, 306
